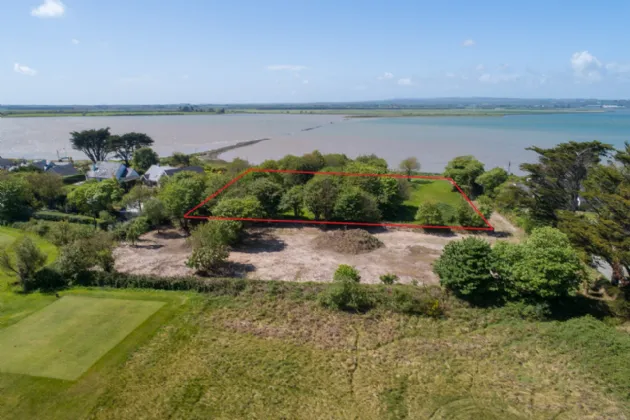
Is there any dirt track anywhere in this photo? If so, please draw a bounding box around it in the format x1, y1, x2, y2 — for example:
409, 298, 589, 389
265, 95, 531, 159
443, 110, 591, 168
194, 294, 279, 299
114, 213, 519, 284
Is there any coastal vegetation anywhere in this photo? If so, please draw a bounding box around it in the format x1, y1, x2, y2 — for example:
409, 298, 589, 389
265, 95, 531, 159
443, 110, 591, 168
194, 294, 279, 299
1, 126, 630, 418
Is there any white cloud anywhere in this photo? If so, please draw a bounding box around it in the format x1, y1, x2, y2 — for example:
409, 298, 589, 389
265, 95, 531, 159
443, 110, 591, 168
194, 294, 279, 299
377, 72, 394, 80
183, 74, 190, 80
475, 64, 485, 71
445, 72, 456, 78
14, 63, 37, 76
31, 0, 65, 18
397, 78, 413, 86
462, 39, 475, 47
499, 63, 510, 70
71, 38, 79, 45
571, 51, 603, 82
302, 79, 309, 84
266, 65, 307, 71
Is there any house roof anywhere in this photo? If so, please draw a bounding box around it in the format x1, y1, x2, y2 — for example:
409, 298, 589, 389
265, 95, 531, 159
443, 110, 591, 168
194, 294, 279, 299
87, 161, 140, 182
143, 165, 204, 182
0, 157, 15, 167
47, 162, 79, 177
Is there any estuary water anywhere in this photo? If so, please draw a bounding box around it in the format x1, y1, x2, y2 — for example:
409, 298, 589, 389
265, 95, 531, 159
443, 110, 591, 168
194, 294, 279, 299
1, 111, 629, 172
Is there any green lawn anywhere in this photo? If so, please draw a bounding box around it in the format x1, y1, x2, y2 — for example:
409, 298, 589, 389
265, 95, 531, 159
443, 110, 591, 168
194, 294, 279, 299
0, 296, 164, 380
0, 227, 58, 291
0, 285, 629, 419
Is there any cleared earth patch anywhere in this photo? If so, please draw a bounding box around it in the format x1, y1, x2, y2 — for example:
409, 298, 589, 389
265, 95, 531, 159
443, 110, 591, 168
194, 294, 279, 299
312, 229, 384, 254
0, 296, 164, 380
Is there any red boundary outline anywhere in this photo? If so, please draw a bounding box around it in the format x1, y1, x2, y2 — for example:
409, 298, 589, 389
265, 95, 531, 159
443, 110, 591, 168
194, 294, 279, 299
184, 168, 494, 231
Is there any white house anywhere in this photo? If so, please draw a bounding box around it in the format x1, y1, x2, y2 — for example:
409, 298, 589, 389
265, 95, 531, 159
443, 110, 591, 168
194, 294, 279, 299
142, 164, 204, 185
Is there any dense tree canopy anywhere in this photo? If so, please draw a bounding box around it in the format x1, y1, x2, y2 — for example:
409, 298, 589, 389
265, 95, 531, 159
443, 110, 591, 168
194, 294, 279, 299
443, 155, 485, 197
109, 133, 154, 166
0, 177, 33, 222
333, 186, 381, 222
475, 167, 508, 198
520, 141, 614, 223
303, 176, 339, 220
158, 172, 206, 230
246, 178, 284, 216
67, 180, 124, 219
132, 147, 160, 173
69, 128, 112, 163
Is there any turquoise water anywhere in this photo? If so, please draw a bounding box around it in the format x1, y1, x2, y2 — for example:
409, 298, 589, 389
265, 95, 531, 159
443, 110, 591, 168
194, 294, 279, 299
2, 111, 628, 173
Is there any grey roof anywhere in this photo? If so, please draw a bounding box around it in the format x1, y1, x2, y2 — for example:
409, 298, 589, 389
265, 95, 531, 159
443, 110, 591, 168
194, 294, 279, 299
47, 162, 79, 177
143, 165, 204, 182
0, 157, 15, 168
87, 161, 140, 182
31, 160, 48, 170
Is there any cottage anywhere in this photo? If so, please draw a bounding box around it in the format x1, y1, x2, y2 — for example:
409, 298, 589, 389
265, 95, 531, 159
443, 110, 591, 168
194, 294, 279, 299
142, 164, 204, 185
86, 161, 140, 183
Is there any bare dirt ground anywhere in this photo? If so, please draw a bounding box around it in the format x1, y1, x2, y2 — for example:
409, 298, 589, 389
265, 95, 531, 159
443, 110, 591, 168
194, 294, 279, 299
114, 213, 520, 285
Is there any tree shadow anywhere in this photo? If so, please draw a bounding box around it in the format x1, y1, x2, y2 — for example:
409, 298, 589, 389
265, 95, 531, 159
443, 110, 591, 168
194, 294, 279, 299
154, 230, 187, 240
234, 230, 286, 253
132, 241, 164, 250
224, 262, 257, 278
547, 294, 613, 321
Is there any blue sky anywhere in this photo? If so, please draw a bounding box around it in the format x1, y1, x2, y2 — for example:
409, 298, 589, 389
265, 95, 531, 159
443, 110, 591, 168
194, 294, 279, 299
2, 0, 630, 104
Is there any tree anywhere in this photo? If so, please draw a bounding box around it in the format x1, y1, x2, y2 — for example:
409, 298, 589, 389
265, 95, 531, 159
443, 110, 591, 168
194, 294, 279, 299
492, 227, 584, 299
0, 177, 32, 223
323, 153, 349, 168
415, 202, 444, 226
170, 152, 191, 167
0, 237, 47, 289
24, 172, 64, 209
303, 176, 339, 220
69, 128, 112, 163
399, 157, 420, 179
228, 158, 250, 174
246, 178, 284, 216
143, 198, 167, 229
520, 141, 614, 223
356, 154, 388, 169
557, 143, 630, 285
121, 184, 154, 212
456, 201, 487, 228
212, 196, 265, 219
475, 195, 494, 219
67, 180, 123, 220
475, 167, 508, 198
280, 185, 304, 217
186, 222, 231, 274
443, 156, 485, 197
133, 147, 160, 173
433, 237, 498, 301
334, 186, 381, 222
57, 232, 115, 282
158, 172, 206, 230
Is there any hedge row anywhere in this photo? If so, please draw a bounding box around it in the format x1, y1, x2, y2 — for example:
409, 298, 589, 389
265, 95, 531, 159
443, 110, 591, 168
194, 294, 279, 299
33, 211, 109, 229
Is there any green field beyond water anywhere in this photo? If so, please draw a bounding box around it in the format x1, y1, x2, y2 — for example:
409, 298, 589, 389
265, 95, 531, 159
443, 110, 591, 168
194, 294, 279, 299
0, 296, 164, 380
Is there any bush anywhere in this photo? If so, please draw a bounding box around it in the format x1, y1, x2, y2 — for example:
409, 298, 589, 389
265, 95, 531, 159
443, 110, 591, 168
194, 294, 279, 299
380, 273, 399, 285
57, 232, 115, 282
433, 237, 499, 301
436, 203, 457, 224
415, 202, 444, 226
319, 278, 372, 311
492, 227, 584, 300
246, 178, 284, 216
475, 195, 494, 219
187, 243, 230, 274
212, 196, 265, 219
384, 288, 443, 317
456, 202, 487, 228
126, 216, 150, 245
26, 266, 68, 291
0, 237, 47, 289
334, 264, 361, 282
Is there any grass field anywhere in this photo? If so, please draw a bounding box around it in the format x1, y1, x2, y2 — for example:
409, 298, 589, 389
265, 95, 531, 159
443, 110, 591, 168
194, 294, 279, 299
0, 296, 164, 380
0, 227, 58, 291
0, 283, 629, 419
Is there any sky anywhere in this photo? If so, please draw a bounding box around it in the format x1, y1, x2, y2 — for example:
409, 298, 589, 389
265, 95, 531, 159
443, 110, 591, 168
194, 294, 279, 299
1, 0, 630, 104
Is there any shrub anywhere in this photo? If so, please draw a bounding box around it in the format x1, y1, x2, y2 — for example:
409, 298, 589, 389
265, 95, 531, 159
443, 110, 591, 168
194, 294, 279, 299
433, 237, 499, 301
279, 185, 304, 217
57, 232, 115, 282
415, 202, 444, 226
436, 203, 457, 224
143, 197, 167, 227
27, 266, 67, 291
385, 288, 443, 317
0, 237, 47, 289
456, 201, 487, 227
492, 227, 584, 300
475, 195, 494, 219
126, 216, 150, 245
380, 273, 399, 285
187, 243, 230, 274
319, 278, 372, 311
334, 264, 361, 282
246, 178, 284, 216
